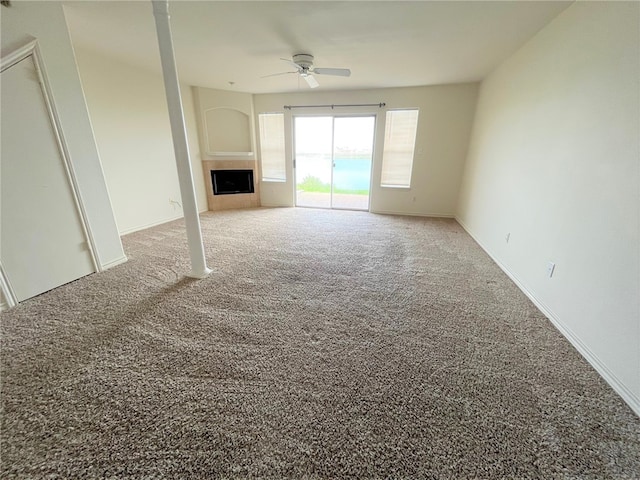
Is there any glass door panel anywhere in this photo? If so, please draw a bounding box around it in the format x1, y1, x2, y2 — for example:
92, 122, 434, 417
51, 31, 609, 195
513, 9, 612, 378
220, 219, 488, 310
294, 115, 375, 211
332, 116, 375, 210
294, 116, 333, 208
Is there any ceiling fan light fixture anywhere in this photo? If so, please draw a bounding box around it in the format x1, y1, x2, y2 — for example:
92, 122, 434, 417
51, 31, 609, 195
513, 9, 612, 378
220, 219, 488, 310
303, 74, 320, 89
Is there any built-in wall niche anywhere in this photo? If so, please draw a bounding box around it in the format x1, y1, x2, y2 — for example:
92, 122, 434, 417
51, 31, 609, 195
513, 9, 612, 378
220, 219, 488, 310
203, 107, 253, 156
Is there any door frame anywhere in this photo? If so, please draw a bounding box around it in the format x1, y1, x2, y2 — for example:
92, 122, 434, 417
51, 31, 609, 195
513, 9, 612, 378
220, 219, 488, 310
0, 39, 99, 307
292, 113, 377, 211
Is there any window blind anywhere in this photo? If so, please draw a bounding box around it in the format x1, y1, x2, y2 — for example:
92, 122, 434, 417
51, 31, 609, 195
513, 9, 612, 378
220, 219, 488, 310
258, 113, 286, 182
380, 109, 419, 188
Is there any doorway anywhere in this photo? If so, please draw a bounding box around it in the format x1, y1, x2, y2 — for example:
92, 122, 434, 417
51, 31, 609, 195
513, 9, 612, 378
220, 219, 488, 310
1, 44, 96, 305
294, 115, 375, 210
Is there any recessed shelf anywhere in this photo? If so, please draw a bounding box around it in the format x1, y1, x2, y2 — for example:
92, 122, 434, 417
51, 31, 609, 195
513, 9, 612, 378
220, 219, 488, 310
208, 151, 254, 157
203, 107, 252, 155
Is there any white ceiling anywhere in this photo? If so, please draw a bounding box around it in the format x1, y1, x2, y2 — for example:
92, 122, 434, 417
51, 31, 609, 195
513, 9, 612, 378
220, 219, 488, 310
64, 1, 572, 94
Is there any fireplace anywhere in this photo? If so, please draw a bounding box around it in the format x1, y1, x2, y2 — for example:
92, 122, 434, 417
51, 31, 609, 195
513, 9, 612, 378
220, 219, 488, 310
211, 169, 254, 195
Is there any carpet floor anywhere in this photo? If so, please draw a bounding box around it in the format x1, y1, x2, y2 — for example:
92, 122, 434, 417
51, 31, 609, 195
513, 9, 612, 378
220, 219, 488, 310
1, 208, 639, 478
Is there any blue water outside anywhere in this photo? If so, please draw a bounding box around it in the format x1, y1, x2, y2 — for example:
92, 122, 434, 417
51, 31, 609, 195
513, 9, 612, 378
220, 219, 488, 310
333, 158, 372, 191
297, 155, 372, 192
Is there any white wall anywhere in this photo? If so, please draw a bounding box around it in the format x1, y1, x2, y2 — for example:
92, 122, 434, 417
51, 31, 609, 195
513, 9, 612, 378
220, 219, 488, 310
457, 2, 640, 414
71, 47, 207, 235
1, 1, 124, 268
253, 85, 478, 216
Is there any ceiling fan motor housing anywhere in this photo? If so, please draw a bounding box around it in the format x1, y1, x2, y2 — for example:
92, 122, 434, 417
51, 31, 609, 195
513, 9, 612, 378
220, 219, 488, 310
293, 54, 314, 69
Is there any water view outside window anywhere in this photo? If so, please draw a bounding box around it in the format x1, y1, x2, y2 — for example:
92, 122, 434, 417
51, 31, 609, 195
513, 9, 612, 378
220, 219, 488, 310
294, 116, 375, 210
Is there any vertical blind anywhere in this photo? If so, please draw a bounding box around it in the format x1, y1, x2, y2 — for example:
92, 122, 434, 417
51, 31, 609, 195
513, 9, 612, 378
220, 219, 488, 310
380, 109, 419, 188
258, 113, 286, 182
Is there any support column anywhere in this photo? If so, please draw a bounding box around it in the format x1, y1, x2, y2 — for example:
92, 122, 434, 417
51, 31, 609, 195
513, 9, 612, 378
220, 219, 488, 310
152, 0, 211, 278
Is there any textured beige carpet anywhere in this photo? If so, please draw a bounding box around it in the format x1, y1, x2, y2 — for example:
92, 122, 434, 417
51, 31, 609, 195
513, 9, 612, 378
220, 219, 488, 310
2, 207, 639, 478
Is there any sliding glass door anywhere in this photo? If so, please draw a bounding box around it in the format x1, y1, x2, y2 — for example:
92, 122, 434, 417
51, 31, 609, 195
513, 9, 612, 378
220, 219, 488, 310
332, 117, 375, 210
294, 115, 375, 210
294, 117, 333, 208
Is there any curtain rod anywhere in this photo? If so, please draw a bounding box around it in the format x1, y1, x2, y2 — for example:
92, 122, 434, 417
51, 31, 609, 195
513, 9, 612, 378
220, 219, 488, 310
283, 102, 386, 110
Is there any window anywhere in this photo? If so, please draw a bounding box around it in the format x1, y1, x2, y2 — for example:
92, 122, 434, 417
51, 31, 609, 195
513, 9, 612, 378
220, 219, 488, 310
258, 113, 286, 182
380, 109, 419, 188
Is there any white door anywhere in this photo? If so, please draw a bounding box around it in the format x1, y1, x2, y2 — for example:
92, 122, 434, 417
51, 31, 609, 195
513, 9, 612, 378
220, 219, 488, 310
1, 53, 95, 302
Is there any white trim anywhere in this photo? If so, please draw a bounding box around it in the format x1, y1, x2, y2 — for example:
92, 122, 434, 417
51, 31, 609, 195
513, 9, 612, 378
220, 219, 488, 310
260, 202, 292, 208
32, 44, 102, 272
208, 151, 254, 157
2, 40, 101, 273
100, 255, 128, 271
371, 209, 455, 218
119, 213, 185, 236
1, 38, 38, 70
455, 216, 640, 417
0, 263, 18, 309
118, 208, 208, 237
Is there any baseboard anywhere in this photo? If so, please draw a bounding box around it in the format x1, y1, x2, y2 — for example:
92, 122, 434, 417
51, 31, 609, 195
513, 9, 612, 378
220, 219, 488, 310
371, 209, 455, 218
119, 214, 185, 236
259, 203, 292, 208
0, 300, 7, 312
455, 216, 640, 417
101, 255, 128, 271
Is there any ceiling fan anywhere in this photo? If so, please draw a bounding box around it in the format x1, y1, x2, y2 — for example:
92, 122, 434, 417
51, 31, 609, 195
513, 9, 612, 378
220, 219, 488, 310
264, 54, 351, 88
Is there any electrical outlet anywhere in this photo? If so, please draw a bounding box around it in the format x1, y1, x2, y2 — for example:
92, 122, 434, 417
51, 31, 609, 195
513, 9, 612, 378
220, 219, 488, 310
547, 262, 556, 278
505, 233, 510, 243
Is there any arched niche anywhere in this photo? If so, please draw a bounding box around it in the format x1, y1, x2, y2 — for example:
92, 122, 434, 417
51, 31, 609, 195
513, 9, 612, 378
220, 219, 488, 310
203, 107, 252, 155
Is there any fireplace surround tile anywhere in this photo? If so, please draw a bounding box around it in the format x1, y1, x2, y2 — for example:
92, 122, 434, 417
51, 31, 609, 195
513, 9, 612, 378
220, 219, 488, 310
202, 160, 260, 211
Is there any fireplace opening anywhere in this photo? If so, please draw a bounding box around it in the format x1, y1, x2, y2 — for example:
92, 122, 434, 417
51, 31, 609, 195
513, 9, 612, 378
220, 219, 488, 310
211, 169, 254, 195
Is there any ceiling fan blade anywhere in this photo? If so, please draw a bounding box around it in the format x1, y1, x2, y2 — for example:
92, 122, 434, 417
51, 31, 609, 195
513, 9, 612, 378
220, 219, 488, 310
303, 74, 319, 88
280, 58, 302, 71
313, 67, 351, 77
261, 71, 298, 78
